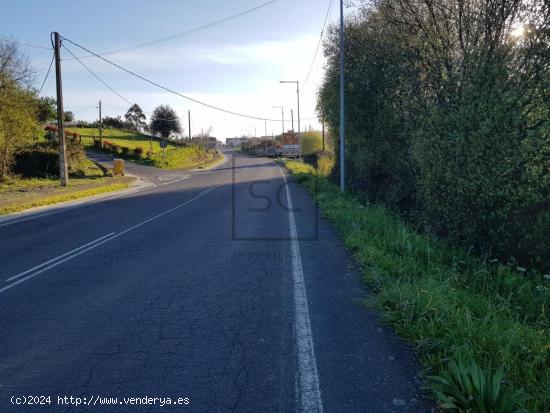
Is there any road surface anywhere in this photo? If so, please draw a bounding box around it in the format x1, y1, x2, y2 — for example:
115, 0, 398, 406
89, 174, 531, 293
0, 151, 430, 412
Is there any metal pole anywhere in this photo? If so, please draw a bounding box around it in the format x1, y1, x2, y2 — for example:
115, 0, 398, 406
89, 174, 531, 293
339, 0, 345, 192
297, 81, 301, 158
54, 32, 68, 186
281, 108, 284, 134
188, 110, 191, 144
264, 119, 267, 138
291, 109, 294, 131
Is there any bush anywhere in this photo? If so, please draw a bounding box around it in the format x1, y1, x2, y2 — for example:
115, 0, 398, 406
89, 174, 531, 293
303, 151, 335, 177
121, 146, 130, 157
13, 142, 59, 178
13, 141, 85, 178
133, 147, 144, 157
111, 144, 121, 154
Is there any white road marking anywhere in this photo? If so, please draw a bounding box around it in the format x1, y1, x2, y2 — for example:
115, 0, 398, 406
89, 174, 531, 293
6, 232, 116, 282
0, 211, 58, 228
277, 164, 324, 413
0, 172, 237, 294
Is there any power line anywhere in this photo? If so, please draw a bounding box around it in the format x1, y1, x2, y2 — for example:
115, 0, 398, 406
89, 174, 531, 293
62, 36, 279, 122
302, 0, 334, 90
0, 37, 52, 50
61, 42, 133, 105
37, 52, 55, 95
67, 0, 278, 60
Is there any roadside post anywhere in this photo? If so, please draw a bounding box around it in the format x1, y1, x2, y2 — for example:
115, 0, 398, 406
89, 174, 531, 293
160, 139, 167, 165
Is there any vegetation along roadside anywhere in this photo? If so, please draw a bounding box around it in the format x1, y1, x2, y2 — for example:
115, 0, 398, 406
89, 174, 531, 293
285, 160, 549, 413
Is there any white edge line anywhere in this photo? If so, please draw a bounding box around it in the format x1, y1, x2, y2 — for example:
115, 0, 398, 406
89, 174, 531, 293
276, 164, 323, 413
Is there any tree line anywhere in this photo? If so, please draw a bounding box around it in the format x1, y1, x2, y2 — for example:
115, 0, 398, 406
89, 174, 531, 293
318, 0, 549, 270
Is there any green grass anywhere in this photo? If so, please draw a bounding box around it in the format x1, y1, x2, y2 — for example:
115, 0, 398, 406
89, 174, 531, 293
0, 183, 129, 214
285, 160, 549, 412
74, 127, 218, 170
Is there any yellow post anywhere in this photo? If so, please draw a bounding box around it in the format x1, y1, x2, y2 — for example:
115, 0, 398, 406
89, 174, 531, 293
113, 159, 125, 176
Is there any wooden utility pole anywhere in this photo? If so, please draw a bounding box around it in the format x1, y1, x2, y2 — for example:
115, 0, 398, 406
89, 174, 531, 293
188, 110, 191, 144
98, 99, 103, 146
53, 32, 68, 186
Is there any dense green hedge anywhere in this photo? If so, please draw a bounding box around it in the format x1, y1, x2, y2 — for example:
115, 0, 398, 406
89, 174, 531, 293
13, 141, 86, 178
318, 0, 549, 271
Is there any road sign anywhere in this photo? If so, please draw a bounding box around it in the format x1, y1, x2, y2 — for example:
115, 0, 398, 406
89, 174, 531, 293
160, 139, 168, 149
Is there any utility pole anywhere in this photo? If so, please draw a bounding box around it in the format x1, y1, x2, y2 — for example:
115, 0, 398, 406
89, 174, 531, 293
53, 32, 68, 186
272, 106, 284, 136
188, 110, 191, 144
98, 99, 103, 146
279, 81, 301, 157
339, 0, 346, 192
291, 109, 294, 131
264, 119, 267, 138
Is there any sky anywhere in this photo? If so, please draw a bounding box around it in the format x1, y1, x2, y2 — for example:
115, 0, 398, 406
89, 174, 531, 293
0, 0, 343, 141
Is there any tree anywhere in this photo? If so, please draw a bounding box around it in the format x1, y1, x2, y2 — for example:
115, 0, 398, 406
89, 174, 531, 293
124, 103, 146, 131
63, 111, 74, 123
36, 97, 56, 124
0, 40, 39, 177
149, 105, 182, 138
102, 116, 126, 129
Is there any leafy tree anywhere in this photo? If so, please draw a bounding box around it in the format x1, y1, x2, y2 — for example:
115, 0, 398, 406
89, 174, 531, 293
102, 116, 126, 129
124, 103, 146, 131
63, 111, 74, 123
150, 105, 182, 138
36, 97, 56, 124
0, 40, 39, 177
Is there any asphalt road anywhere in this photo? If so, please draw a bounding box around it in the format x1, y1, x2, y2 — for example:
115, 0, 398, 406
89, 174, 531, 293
0, 151, 430, 413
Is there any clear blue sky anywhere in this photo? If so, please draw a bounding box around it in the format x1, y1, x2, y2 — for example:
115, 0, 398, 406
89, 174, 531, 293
1, 0, 344, 139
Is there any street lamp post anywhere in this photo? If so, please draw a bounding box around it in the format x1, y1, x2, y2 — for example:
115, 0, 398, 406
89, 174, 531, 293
339, 0, 345, 192
272, 105, 284, 136
279, 80, 301, 157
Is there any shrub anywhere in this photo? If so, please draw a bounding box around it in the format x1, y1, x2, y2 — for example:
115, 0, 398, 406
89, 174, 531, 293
121, 146, 130, 157
13, 142, 59, 177
133, 147, 144, 157
111, 144, 121, 154
13, 141, 84, 178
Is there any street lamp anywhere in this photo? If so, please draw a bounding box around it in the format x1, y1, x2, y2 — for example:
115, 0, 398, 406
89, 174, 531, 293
279, 80, 301, 157
338, 0, 345, 192
272, 105, 284, 136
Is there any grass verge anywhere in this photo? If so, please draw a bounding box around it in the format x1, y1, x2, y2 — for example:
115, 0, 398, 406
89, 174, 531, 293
0, 177, 133, 215
284, 160, 549, 412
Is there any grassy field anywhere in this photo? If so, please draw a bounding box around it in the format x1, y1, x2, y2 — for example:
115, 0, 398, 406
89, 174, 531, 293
74, 127, 218, 170
285, 160, 549, 412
